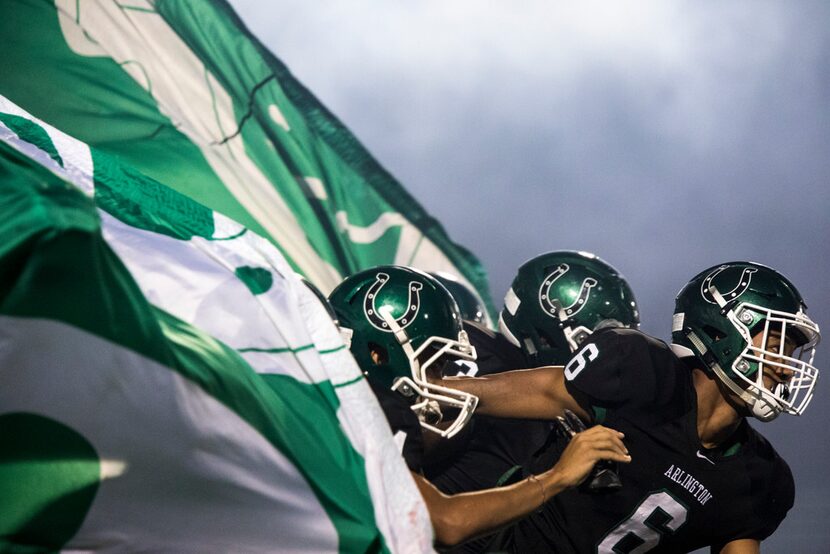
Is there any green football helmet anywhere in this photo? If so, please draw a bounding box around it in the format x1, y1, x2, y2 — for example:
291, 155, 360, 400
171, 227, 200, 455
329, 265, 478, 437
499, 251, 640, 365
671, 262, 820, 421
429, 271, 488, 326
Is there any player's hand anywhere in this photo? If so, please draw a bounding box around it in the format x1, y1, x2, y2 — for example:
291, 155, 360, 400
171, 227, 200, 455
550, 424, 630, 489
555, 410, 623, 493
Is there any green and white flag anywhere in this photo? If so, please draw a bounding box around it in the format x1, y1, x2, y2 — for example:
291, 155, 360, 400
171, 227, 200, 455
0, 0, 494, 324
0, 96, 434, 552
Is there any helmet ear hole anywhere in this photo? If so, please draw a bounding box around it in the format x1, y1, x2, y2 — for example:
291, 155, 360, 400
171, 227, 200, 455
701, 324, 727, 343
535, 328, 553, 349
368, 342, 389, 365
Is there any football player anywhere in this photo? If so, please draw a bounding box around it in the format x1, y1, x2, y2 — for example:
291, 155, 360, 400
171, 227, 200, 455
329, 265, 631, 547
424, 252, 640, 554
438, 261, 820, 553
426, 251, 640, 491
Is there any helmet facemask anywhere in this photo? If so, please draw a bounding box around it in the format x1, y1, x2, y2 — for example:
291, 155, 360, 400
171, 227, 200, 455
552, 298, 596, 353
675, 270, 821, 422
380, 306, 479, 438
724, 302, 820, 421
330, 266, 481, 438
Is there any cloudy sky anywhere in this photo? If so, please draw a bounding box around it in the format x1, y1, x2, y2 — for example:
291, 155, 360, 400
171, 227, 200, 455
231, 1, 829, 549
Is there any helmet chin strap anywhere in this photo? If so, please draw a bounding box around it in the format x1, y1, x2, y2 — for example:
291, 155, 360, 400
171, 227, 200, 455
378, 305, 422, 379
705, 352, 781, 422
747, 390, 781, 422
707, 284, 729, 310
378, 306, 413, 350
552, 298, 569, 325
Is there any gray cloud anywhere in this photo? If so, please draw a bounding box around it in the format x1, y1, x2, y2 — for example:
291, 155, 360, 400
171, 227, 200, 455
232, 1, 830, 549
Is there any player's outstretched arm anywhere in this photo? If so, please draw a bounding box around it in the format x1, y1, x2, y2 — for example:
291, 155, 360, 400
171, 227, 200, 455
413, 425, 630, 546
440, 365, 589, 421
712, 538, 760, 554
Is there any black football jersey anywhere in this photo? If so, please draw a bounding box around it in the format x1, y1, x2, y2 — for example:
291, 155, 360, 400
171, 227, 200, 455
428, 321, 553, 493
491, 327, 794, 553
426, 322, 554, 554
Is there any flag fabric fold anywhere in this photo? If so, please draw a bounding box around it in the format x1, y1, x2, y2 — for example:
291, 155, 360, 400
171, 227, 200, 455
0, 96, 434, 553
0, 0, 494, 325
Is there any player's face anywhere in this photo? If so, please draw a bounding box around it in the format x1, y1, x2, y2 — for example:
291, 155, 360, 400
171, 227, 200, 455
751, 325, 796, 391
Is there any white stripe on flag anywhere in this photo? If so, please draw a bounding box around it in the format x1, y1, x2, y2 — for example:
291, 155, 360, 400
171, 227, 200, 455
0, 316, 339, 553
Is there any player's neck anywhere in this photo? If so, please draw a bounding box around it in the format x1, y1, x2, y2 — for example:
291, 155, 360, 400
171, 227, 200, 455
692, 368, 742, 449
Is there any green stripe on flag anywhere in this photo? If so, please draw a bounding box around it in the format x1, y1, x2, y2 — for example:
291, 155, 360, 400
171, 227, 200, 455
0, 113, 63, 167
0, 413, 99, 552
0, 0, 273, 242
334, 374, 366, 389
0, 137, 389, 553
238, 344, 315, 354
319, 345, 347, 355
0, 0, 497, 321
158, 311, 388, 553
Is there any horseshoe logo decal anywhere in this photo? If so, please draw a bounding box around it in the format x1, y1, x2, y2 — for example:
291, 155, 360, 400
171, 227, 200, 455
538, 264, 598, 319
701, 266, 758, 304
364, 272, 423, 331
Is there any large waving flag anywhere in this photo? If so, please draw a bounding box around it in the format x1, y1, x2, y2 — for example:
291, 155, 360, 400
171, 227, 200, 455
0, 0, 494, 323
0, 96, 434, 552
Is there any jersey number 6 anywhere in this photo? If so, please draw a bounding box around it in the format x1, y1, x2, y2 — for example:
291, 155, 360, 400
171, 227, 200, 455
564, 343, 599, 380
596, 490, 688, 553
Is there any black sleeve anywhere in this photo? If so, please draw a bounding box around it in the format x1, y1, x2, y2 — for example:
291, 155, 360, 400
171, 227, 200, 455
367, 377, 424, 471
562, 328, 669, 415
716, 431, 795, 546
750, 449, 795, 541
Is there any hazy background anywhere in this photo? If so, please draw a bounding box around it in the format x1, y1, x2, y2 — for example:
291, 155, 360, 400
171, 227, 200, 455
230, 1, 830, 550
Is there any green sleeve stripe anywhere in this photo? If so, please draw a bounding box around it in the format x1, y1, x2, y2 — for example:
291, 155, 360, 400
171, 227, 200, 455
592, 405, 608, 425
495, 465, 522, 487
